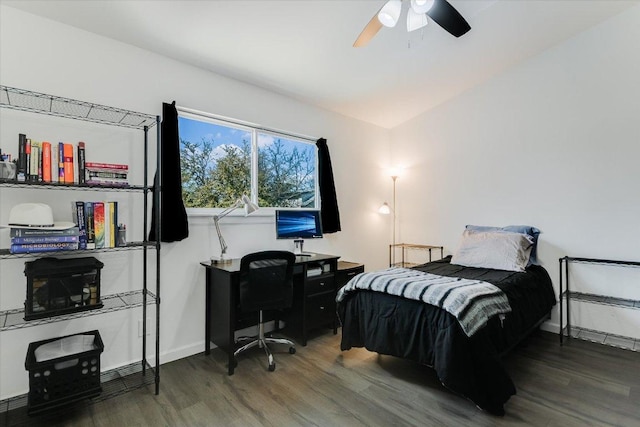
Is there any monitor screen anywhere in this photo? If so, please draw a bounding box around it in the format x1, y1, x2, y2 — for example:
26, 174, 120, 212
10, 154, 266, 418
275, 210, 323, 239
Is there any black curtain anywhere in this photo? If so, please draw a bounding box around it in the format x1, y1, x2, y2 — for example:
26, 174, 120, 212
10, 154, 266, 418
149, 102, 189, 242
316, 138, 341, 233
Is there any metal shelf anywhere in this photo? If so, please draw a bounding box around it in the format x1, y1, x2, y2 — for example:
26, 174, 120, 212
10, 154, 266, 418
0, 290, 157, 331
564, 291, 640, 310
389, 243, 444, 268
0, 85, 157, 130
559, 256, 640, 347
0, 241, 157, 259
0, 178, 148, 192
562, 256, 640, 268
562, 326, 639, 352
0, 85, 161, 405
0, 361, 156, 422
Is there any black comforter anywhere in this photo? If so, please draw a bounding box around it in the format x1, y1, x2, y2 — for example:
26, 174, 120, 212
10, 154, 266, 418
337, 256, 556, 415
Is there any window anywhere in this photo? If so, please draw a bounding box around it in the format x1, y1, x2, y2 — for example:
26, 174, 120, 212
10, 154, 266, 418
178, 111, 317, 209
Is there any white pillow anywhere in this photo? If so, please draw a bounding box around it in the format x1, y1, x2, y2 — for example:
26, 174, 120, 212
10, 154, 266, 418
451, 230, 534, 272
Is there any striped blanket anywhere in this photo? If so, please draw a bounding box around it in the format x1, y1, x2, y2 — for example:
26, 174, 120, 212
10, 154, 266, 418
336, 267, 512, 337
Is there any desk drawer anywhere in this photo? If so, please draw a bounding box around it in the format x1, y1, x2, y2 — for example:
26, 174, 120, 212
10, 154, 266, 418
306, 292, 335, 328
306, 275, 334, 296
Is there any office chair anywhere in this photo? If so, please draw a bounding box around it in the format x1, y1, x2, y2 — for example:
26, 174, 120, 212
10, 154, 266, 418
234, 250, 297, 372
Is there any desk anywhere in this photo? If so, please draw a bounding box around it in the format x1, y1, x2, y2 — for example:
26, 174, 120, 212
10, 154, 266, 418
200, 253, 339, 375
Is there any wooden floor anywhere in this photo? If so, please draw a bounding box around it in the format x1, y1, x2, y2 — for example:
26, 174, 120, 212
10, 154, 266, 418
4, 329, 640, 427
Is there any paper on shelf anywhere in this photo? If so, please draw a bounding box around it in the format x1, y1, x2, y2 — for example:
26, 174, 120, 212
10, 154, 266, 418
34, 335, 97, 362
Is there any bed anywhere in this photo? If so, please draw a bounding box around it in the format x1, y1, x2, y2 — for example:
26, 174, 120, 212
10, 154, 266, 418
336, 227, 556, 415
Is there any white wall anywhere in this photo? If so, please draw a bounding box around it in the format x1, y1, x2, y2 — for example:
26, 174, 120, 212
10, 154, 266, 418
391, 4, 640, 337
0, 6, 391, 399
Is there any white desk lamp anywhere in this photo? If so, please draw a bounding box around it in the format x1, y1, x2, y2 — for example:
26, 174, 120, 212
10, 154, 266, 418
211, 194, 259, 264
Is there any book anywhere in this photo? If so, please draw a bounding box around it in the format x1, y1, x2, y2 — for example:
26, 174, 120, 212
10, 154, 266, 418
85, 162, 128, 171
84, 202, 95, 250
72, 201, 87, 250
41, 141, 52, 182
103, 201, 111, 248
87, 170, 128, 179
25, 139, 31, 181
36, 142, 42, 181
108, 201, 117, 248
86, 178, 129, 187
10, 242, 79, 254
93, 202, 105, 249
77, 142, 86, 184
11, 235, 79, 244
63, 143, 74, 183
17, 133, 26, 181
10, 227, 80, 238
51, 143, 59, 183
29, 141, 40, 182
58, 142, 65, 183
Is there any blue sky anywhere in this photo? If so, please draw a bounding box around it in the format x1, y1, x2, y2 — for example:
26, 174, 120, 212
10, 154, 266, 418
178, 116, 315, 160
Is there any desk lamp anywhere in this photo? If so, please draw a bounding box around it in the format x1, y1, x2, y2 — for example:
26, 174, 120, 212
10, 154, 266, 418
211, 194, 259, 264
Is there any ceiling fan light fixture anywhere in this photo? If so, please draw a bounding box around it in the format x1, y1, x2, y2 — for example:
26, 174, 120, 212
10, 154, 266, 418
407, 8, 428, 32
378, 0, 402, 28
411, 0, 435, 14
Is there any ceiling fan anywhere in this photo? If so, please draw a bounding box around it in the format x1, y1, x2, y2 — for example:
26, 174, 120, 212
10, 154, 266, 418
354, 0, 471, 47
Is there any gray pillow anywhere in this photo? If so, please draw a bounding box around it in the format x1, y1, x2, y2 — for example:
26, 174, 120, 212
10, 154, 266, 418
465, 224, 541, 265
451, 230, 534, 272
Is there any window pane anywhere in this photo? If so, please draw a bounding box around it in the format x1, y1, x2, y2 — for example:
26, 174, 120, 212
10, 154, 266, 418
179, 116, 251, 208
257, 133, 317, 208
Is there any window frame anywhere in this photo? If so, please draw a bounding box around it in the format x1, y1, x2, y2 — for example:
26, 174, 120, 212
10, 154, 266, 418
177, 106, 319, 217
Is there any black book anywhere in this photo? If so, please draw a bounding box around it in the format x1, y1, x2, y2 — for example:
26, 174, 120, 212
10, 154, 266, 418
17, 133, 26, 181
77, 142, 86, 184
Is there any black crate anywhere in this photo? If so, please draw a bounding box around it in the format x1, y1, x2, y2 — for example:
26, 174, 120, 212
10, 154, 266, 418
24, 257, 104, 320
24, 330, 104, 415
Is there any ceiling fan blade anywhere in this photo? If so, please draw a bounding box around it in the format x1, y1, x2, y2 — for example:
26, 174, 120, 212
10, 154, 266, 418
353, 12, 384, 47
426, 0, 471, 37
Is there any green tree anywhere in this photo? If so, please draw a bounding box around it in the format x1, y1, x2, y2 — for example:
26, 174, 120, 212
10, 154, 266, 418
181, 136, 315, 208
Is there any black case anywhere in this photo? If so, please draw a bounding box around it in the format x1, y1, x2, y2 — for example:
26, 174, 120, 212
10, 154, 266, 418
24, 257, 104, 320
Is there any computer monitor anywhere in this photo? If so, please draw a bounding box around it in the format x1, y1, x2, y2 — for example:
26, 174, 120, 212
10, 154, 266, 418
275, 209, 323, 240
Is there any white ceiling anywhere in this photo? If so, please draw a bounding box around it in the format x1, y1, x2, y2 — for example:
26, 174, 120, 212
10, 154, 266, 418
3, 0, 638, 129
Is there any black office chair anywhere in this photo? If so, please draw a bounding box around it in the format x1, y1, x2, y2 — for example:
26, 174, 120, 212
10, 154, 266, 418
234, 250, 297, 371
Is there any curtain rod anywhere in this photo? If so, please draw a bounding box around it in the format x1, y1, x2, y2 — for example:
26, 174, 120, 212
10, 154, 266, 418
176, 105, 318, 143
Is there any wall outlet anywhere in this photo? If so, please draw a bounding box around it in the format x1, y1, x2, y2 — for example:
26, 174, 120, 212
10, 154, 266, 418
138, 318, 152, 337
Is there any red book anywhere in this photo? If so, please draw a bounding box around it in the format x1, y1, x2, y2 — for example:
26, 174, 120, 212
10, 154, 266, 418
41, 141, 52, 182
93, 202, 105, 249
85, 162, 128, 171
63, 143, 74, 183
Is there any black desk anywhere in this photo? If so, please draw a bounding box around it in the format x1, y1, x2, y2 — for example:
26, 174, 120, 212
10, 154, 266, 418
200, 253, 339, 375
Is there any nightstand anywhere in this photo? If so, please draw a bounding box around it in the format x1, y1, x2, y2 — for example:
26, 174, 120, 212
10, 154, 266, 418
336, 261, 365, 291
335, 261, 365, 331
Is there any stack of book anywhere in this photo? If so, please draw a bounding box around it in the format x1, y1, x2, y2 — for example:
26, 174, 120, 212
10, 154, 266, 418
16, 135, 86, 184
10, 227, 80, 254
15, 134, 128, 187
72, 200, 122, 249
85, 162, 129, 187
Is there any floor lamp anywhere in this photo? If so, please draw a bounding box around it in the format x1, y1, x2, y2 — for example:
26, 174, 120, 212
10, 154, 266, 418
379, 174, 398, 265
211, 194, 259, 264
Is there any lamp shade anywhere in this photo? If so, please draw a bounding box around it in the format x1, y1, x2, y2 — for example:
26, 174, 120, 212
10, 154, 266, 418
410, 0, 435, 14
407, 8, 428, 32
378, 0, 402, 28
241, 194, 259, 215
378, 202, 391, 215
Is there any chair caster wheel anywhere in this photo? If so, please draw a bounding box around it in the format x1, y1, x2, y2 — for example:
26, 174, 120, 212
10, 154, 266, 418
268, 363, 276, 372
289, 347, 296, 354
